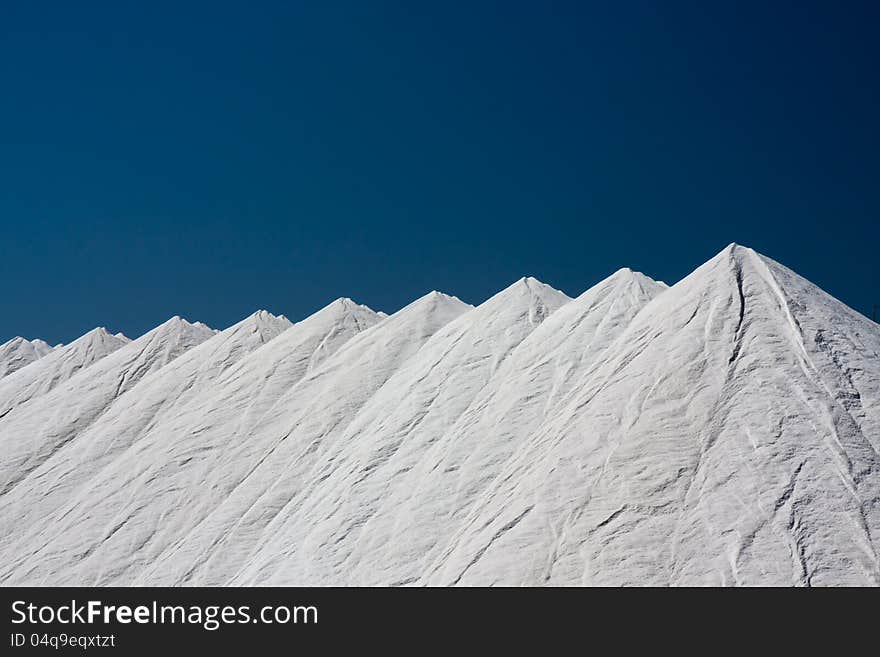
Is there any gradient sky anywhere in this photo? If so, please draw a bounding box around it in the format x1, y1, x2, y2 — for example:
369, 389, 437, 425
2, 1, 878, 344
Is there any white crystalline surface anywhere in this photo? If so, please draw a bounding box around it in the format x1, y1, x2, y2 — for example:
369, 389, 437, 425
0, 337, 54, 380
0, 328, 130, 418
0, 244, 878, 586
0, 317, 214, 498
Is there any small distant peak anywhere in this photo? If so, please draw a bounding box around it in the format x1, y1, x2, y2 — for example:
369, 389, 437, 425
141, 315, 217, 342
484, 276, 571, 316
242, 310, 292, 330
407, 290, 471, 311
605, 267, 637, 283
720, 242, 758, 258
505, 276, 569, 300
164, 315, 212, 331
575, 267, 664, 301
519, 276, 544, 289
243, 309, 272, 323
505, 276, 540, 291
152, 315, 185, 331
148, 315, 191, 334
225, 309, 288, 335
713, 243, 767, 271
427, 290, 460, 302
439, 291, 472, 309
377, 311, 389, 318
114, 332, 129, 341
380, 290, 472, 324
331, 297, 376, 315
0, 337, 26, 352
183, 319, 218, 336
300, 298, 379, 326
29, 339, 54, 356
236, 310, 266, 327
610, 266, 663, 287
675, 243, 775, 294
291, 297, 380, 333
67, 326, 116, 347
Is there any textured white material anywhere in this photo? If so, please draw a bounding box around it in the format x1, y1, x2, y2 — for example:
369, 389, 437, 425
0, 337, 54, 380
0, 245, 878, 586
0, 328, 129, 418
0, 317, 214, 499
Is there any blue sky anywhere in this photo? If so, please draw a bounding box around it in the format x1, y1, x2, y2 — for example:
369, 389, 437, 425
2, 1, 878, 344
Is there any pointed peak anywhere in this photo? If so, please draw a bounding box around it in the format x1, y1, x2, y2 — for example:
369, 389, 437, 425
323, 297, 378, 318
77, 326, 116, 342
332, 296, 370, 310
516, 276, 556, 291
605, 267, 643, 284
604, 267, 665, 290
142, 316, 186, 334
246, 310, 289, 326
663, 243, 777, 301
243, 309, 276, 323
29, 339, 54, 357
503, 276, 542, 291
37, 326, 127, 357
153, 316, 185, 331
712, 242, 765, 268
225, 310, 292, 336
393, 290, 472, 318
134, 315, 215, 343
158, 315, 211, 331
428, 290, 470, 305
471, 277, 570, 328
717, 242, 760, 262
0, 337, 53, 354
490, 276, 571, 307
423, 290, 467, 305
568, 268, 667, 309
293, 297, 381, 332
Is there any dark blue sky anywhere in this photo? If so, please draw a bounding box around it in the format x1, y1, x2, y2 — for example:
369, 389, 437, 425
2, 1, 878, 344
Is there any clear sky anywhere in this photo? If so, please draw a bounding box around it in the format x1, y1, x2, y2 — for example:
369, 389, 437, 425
2, 1, 878, 344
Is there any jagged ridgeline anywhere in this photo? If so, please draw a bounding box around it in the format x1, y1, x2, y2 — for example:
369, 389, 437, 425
0, 244, 878, 586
